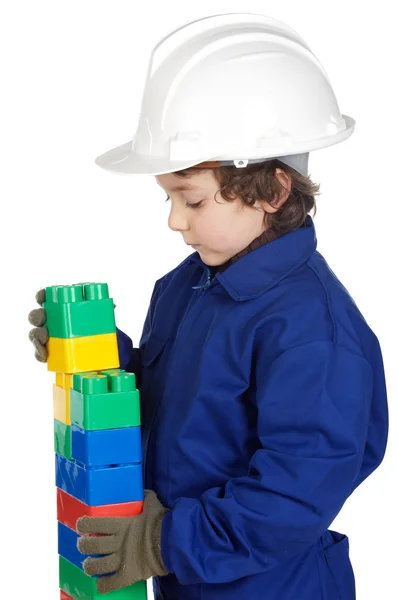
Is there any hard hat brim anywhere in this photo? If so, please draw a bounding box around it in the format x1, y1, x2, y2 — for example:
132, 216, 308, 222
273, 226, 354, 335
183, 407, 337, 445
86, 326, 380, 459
95, 141, 221, 176
95, 115, 355, 177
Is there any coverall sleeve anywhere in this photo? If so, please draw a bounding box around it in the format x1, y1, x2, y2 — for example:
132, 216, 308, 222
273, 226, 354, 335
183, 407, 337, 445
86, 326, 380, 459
115, 279, 163, 391
115, 327, 136, 371
160, 339, 374, 585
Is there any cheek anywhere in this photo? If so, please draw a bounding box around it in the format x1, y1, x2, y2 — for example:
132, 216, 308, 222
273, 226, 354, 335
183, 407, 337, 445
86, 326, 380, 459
195, 212, 218, 235
201, 218, 229, 241
197, 203, 243, 244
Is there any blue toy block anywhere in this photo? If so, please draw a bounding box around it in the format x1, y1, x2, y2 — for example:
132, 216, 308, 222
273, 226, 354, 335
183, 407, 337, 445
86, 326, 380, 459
55, 453, 143, 505
71, 424, 142, 467
58, 521, 105, 572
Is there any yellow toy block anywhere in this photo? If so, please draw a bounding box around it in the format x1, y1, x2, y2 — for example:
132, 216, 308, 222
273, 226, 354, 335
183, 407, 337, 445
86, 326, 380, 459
56, 373, 75, 391
53, 384, 70, 425
47, 333, 119, 374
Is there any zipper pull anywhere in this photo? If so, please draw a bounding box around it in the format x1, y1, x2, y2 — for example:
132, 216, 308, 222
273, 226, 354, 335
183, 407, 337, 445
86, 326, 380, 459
192, 267, 212, 290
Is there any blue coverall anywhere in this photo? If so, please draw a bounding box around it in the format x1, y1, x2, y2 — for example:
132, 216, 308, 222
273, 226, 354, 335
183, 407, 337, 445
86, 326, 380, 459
116, 215, 389, 600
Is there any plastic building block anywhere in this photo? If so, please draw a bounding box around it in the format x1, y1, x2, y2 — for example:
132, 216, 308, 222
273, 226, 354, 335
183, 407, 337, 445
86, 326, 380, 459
71, 424, 142, 467
58, 521, 103, 570
54, 419, 72, 459
57, 372, 87, 391
54, 372, 101, 423
44, 283, 116, 339
70, 373, 140, 431
100, 369, 126, 376
53, 384, 70, 425
59, 556, 147, 599
57, 489, 143, 531
47, 332, 119, 374
55, 454, 144, 505
43, 281, 146, 599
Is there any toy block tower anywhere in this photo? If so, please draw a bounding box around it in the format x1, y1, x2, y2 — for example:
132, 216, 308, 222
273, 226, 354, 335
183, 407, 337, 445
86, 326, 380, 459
44, 282, 147, 600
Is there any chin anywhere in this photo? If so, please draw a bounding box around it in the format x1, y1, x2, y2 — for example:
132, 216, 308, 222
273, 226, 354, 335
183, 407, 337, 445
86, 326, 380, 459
197, 248, 226, 266
201, 256, 222, 267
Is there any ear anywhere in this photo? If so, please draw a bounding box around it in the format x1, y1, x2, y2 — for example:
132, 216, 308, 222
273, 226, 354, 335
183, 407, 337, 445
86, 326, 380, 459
253, 168, 292, 214
274, 167, 291, 196
264, 169, 292, 213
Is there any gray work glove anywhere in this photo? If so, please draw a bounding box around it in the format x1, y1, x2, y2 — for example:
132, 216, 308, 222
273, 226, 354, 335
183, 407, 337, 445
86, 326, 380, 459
77, 489, 171, 594
28, 288, 48, 362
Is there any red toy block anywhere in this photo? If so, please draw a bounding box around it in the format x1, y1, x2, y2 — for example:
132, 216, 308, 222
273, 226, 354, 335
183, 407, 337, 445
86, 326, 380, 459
60, 590, 74, 600
57, 488, 144, 531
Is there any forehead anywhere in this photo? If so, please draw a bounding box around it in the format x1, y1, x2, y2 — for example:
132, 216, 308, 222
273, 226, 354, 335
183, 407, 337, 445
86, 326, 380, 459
155, 171, 216, 192
156, 181, 198, 192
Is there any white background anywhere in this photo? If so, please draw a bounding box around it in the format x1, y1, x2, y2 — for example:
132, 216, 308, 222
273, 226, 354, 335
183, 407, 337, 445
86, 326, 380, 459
1, 1, 396, 599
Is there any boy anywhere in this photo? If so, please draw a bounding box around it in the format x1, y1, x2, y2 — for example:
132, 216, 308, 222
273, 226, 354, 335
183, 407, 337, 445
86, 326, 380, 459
28, 13, 389, 600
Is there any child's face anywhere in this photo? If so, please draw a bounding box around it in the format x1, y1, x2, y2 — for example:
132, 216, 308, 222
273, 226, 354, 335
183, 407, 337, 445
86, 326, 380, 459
155, 169, 289, 266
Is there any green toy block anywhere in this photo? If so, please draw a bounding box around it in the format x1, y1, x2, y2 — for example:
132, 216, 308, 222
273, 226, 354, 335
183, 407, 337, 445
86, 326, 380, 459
54, 419, 72, 459
44, 283, 116, 338
59, 555, 147, 599
70, 371, 140, 431
100, 368, 126, 376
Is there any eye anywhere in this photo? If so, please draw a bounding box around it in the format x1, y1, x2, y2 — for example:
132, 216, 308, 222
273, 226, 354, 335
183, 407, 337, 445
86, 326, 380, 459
164, 195, 203, 209
186, 201, 203, 209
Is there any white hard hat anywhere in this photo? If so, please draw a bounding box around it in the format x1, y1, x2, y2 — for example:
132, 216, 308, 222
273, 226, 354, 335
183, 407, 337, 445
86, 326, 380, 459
95, 13, 355, 177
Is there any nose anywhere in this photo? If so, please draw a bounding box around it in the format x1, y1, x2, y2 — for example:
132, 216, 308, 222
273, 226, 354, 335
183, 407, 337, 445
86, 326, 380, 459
168, 204, 190, 233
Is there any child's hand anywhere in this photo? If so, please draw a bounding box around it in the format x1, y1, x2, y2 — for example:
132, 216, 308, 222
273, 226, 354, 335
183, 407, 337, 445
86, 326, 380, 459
76, 489, 171, 594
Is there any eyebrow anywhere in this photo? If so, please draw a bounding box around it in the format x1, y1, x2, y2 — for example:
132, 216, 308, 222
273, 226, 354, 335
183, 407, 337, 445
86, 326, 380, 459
156, 181, 200, 192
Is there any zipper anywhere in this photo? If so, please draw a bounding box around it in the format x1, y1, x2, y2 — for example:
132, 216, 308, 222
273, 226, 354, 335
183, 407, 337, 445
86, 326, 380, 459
142, 267, 214, 488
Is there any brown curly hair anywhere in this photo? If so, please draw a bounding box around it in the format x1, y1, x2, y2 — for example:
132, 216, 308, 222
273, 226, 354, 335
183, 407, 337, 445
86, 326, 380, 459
172, 159, 320, 235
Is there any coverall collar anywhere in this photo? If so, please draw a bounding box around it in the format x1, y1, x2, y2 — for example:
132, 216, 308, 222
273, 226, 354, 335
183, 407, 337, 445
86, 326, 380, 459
188, 215, 317, 301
